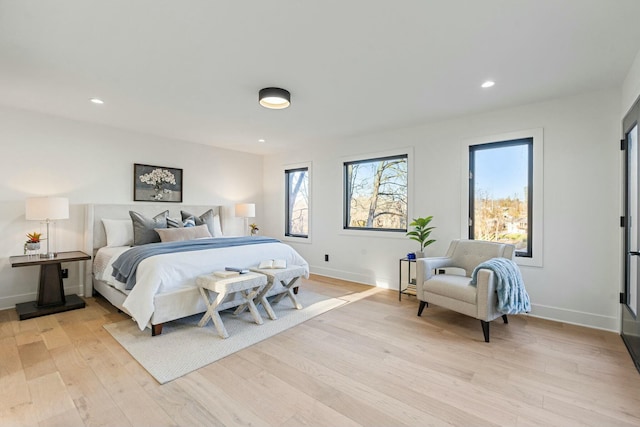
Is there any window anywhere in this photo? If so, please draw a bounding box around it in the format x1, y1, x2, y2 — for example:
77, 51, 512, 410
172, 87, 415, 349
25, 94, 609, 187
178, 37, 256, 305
285, 167, 309, 238
469, 138, 533, 257
344, 154, 408, 231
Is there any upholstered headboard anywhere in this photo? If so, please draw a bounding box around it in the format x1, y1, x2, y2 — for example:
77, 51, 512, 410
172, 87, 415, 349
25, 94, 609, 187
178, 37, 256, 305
83, 203, 222, 295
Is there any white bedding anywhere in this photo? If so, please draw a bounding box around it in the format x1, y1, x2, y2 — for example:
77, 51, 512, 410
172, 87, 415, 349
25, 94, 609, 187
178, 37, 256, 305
95, 241, 309, 330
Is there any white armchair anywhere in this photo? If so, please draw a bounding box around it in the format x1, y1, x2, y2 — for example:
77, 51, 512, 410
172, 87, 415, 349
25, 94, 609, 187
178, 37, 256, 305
415, 239, 516, 342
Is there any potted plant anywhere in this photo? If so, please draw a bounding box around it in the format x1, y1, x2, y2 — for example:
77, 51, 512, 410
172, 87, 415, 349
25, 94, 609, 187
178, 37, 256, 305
406, 216, 435, 258
249, 223, 259, 235
24, 232, 42, 254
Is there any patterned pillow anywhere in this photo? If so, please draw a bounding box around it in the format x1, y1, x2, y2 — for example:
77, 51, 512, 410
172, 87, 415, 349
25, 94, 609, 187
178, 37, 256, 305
183, 216, 196, 227
129, 210, 169, 245
167, 216, 196, 228
181, 210, 222, 236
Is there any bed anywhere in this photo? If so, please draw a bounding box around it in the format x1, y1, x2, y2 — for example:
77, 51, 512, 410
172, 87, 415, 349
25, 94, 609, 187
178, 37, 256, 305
83, 203, 309, 335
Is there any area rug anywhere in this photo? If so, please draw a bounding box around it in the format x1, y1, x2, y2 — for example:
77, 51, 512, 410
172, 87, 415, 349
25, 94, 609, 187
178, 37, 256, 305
104, 291, 348, 384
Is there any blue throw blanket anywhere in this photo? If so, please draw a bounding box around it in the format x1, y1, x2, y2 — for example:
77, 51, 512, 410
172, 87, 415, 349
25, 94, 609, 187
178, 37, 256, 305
111, 236, 280, 290
470, 257, 531, 314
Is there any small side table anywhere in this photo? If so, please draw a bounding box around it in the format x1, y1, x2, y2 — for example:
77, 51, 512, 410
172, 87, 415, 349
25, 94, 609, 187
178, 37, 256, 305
399, 257, 417, 301
10, 250, 91, 320
196, 272, 267, 338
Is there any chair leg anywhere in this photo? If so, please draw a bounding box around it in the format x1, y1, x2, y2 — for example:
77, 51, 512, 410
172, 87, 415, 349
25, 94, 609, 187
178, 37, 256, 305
417, 300, 428, 316
480, 320, 490, 342
502, 314, 508, 324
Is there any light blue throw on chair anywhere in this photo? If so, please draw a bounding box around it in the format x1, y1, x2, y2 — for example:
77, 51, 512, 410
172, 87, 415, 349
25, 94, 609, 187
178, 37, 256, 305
471, 257, 531, 314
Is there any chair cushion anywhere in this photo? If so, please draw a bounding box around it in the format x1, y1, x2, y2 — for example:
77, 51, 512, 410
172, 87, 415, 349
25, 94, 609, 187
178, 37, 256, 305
449, 240, 512, 275
423, 274, 477, 304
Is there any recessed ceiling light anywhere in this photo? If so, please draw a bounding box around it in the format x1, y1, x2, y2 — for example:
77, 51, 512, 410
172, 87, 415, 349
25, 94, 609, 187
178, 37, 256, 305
258, 139, 266, 143
481, 81, 495, 88
89, 98, 104, 104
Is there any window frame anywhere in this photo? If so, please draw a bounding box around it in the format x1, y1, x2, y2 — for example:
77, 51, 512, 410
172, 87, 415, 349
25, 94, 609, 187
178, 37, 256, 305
469, 138, 533, 258
284, 163, 311, 242
461, 128, 543, 267
343, 153, 409, 233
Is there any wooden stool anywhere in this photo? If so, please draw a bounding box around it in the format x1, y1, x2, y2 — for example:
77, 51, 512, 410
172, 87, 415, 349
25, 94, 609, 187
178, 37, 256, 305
196, 272, 267, 338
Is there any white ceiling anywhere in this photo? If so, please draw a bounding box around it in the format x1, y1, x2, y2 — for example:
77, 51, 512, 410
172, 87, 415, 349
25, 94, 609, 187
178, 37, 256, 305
1, 0, 640, 155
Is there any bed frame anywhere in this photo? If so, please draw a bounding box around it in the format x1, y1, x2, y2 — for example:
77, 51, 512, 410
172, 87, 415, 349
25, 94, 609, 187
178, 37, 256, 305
83, 203, 223, 335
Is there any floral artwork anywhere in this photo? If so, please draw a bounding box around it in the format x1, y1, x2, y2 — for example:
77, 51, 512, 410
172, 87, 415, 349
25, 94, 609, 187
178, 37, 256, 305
140, 168, 176, 200
134, 163, 183, 202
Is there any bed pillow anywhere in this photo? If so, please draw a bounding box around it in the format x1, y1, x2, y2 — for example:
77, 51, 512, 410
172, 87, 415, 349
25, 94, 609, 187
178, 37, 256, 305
167, 216, 196, 228
181, 209, 223, 237
155, 224, 212, 242
129, 210, 169, 245
101, 219, 134, 247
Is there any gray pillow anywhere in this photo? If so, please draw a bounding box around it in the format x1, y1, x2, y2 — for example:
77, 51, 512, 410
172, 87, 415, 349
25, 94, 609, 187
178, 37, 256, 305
129, 210, 169, 245
181, 209, 216, 236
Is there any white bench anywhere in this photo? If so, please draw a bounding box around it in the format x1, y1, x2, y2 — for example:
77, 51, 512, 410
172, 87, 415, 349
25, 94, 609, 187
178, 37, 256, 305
246, 265, 307, 320
195, 272, 267, 338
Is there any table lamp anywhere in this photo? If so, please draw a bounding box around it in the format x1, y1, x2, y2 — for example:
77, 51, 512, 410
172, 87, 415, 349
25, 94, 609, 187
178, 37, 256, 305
25, 197, 69, 258
234, 203, 255, 236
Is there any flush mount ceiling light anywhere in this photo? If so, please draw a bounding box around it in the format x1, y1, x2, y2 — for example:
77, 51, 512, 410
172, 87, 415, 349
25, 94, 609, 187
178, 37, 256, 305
481, 80, 495, 88
89, 97, 104, 104
259, 87, 290, 109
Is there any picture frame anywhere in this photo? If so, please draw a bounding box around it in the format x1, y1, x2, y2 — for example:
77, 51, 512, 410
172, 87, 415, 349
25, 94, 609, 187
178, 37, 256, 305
133, 163, 183, 202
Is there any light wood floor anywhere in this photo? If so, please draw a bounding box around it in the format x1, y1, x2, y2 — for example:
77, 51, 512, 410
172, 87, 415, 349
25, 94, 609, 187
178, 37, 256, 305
2, 275, 640, 427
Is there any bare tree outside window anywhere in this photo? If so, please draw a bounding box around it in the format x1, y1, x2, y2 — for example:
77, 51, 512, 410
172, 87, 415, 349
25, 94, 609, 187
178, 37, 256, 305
285, 168, 309, 237
344, 154, 408, 231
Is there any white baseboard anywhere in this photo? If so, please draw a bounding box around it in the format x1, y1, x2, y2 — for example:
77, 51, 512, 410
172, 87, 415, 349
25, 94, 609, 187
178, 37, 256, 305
310, 265, 620, 333
311, 266, 378, 287
528, 303, 619, 333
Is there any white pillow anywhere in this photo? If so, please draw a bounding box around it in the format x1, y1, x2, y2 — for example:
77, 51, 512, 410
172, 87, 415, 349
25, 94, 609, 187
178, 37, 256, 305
102, 219, 134, 247
212, 214, 223, 237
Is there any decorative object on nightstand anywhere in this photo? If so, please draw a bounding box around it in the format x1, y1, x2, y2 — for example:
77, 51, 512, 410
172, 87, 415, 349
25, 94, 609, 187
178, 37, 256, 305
406, 216, 436, 258
10, 250, 91, 320
25, 197, 69, 258
24, 232, 42, 255
235, 203, 255, 236
249, 223, 259, 235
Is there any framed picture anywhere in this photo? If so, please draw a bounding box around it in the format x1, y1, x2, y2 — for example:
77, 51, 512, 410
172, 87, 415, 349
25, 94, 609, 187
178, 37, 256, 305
134, 163, 183, 202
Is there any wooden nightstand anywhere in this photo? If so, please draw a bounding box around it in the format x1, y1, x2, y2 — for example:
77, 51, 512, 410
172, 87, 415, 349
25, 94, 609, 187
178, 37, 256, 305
10, 250, 91, 320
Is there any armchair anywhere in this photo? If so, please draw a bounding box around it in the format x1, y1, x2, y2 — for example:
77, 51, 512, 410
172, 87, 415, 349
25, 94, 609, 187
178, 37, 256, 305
415, 239, 516, 342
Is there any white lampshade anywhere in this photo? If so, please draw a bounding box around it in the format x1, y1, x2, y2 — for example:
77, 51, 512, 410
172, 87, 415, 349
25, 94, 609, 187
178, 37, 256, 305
235, 203, 255, 218
25, 197, 69, 221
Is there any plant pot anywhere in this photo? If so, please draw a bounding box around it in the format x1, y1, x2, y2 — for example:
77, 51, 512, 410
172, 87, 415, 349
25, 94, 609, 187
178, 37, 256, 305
415, 251, 425, 258
26, 242, 40, 251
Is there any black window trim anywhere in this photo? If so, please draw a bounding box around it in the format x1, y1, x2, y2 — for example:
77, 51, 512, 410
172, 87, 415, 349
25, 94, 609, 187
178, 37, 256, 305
469, 137, 533, 258
285, 166, 309, 238
343, 153, 408, 232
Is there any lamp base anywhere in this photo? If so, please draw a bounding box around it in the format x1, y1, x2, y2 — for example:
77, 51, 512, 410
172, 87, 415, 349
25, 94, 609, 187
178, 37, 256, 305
40, 252, 57, 259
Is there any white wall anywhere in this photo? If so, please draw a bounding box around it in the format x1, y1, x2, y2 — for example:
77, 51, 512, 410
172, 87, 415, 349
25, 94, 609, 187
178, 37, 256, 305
263, 89, 622, 331
0, 107, 263, 310
623, 48, 640, 116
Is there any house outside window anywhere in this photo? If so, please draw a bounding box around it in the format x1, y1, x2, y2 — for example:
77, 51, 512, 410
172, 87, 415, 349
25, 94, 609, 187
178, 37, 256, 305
469, 138, 533, 257
344, 154, 408, 231
285, 167, 309, 238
